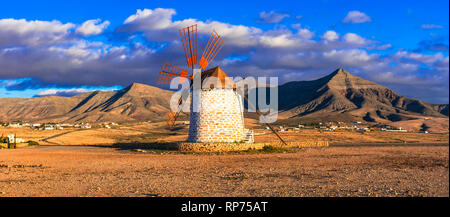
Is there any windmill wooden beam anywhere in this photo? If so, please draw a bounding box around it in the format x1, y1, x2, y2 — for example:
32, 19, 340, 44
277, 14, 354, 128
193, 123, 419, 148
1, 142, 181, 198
157, 63, 192, 84
241, 95, 288, 146
199, 30, 224, 70
179, 24, 198, 69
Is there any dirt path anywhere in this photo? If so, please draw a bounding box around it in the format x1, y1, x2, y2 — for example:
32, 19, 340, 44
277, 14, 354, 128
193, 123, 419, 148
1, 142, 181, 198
39, 129, 85, 145
0, 145, 448, 197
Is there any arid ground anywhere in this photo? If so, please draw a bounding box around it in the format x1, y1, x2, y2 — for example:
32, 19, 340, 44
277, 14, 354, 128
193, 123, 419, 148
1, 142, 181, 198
0, 144, 448, 197
0, 122, 448, 197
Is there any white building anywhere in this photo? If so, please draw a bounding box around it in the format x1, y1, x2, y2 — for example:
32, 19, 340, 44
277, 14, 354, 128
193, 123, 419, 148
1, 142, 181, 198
7, 134, 25, 143
9, 123, 22, 128
187, 67, 248, 143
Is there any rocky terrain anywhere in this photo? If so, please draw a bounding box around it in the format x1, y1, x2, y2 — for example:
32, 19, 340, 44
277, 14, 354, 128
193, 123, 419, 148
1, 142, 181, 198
275, 68, 448, 121
0, 83, 174, 123
0, 144, 447, 197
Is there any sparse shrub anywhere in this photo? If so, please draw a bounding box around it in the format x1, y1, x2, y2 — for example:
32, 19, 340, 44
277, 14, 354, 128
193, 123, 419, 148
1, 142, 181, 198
27, 141, 40, 146
420, 123, 430, 132
261, 145, 289, 153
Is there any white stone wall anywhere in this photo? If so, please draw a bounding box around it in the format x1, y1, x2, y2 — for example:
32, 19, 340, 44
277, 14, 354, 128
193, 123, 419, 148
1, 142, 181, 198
188, 88, 245, 143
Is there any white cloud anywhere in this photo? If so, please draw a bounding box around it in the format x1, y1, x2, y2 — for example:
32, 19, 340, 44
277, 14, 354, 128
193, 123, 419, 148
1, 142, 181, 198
259, 32, 297, 47
291, 24, 314, 39
124, 8, 176, 29
120, 8, 262, 46
374, 43, 392, 50
0, 8, 448, 104
0, 18, 75, 47
258, 11, 290, 23
367, 43, 392, 50
343, 11, 372, 24
221, 57, 246, 66
323, 49, 375, 66
46, 40, 104, 61
76, 19, 110, 36
421, 24, 444, 29
434, 56, 449, 73
298, 29, 314, 39
374, 72, 422, 84
394, 51, 445, 64
35, 88, 88, 97
322, 30, 339, 41
343, 33, 367, 45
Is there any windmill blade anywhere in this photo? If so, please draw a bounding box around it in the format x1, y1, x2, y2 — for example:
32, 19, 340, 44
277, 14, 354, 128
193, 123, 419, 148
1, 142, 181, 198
241, 95, 288, 146
157, 62, 192, 84
179, 24, 198, 68
199, 30, 224, 70
166, 102, 184, 128
166, 110, 177, 128
166, 84, 191, 128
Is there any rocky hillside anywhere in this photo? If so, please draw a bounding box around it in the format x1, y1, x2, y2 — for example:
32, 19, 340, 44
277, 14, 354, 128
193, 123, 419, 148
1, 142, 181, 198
0, 68, 448, 124
0, 83, 174, 123
257, 68, 448, 122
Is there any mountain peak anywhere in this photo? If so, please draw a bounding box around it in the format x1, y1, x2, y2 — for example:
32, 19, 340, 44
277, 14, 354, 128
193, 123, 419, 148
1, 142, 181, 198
123, 82, 163, 94
325, 67, 382, 90
277, 68, 448, 122
330, 67, 350, 76
128, 82, 148, 89
337, 67, 348, 74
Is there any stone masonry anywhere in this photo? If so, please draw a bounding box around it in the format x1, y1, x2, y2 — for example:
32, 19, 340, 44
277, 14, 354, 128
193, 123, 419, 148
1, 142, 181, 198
188, 88, 246, 143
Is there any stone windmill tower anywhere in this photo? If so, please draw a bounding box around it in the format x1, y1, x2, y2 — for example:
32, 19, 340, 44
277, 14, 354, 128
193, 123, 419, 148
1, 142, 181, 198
187, 66, 246, 143
156, 24, 286, 145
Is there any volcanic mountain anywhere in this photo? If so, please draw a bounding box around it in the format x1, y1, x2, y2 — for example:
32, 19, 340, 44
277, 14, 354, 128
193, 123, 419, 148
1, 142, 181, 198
0, 68, 448, 125
274, 68, 448, 123
0, 83, 175, 123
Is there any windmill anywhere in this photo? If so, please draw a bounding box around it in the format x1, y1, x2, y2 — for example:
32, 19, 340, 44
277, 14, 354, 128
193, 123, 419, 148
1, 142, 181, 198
157, 24, 287, 145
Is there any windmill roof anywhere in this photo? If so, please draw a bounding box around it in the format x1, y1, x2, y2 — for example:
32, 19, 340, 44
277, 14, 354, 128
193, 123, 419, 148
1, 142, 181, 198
199, 66, 236, 89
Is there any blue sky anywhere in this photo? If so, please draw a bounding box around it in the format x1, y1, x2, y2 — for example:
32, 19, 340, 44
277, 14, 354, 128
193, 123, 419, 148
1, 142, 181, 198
0, 0, 448, 103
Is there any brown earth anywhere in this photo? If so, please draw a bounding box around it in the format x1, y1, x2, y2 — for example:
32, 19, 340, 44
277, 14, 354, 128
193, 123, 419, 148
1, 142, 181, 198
388, 117, 449, 133
0, 144, 448, 197
1, 121, 448, 146
1, 122, 448, 197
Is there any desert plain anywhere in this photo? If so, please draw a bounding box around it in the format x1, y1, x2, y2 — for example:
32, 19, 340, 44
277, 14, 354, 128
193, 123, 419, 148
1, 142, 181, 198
0, 121, 448, 197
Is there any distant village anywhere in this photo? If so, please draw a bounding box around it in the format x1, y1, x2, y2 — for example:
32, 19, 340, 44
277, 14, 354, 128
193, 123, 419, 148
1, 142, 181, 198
0, 121, 119, 130
0, 120, 430, 134
267, 121, 429, 134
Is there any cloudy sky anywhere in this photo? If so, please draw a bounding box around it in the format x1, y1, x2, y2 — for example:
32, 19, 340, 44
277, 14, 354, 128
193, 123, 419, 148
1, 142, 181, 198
0, 0, 448, 104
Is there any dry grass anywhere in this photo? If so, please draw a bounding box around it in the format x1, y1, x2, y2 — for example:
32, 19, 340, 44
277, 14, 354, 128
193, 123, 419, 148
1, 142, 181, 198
0, 145, 447, 197
0, 121, 448, 197
1, 121, 447, 147
254, 129, 448, 144
0, 127, 64, 143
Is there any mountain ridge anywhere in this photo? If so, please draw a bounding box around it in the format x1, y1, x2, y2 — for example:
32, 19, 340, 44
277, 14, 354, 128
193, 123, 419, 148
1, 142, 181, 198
275, 68, 448, 122
0, 82, 176, 123
0, 71, 448, 124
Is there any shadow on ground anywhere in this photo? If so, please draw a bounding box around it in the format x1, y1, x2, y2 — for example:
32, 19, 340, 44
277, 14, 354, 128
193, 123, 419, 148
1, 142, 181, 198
111, 142, 179, 151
